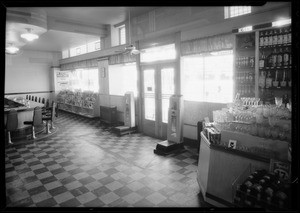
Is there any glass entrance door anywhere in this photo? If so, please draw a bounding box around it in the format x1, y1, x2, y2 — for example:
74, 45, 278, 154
141, 64, 175, 139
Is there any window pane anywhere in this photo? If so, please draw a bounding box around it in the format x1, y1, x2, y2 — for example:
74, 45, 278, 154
140, 44, 176, 63
119, 26, 126, 45
145, 97, 155, 121
182, 51, 233, 103
143, 69, 155, 94
62, 49, 69, 59
69, 68, 99, 92
109, 63, 137, 96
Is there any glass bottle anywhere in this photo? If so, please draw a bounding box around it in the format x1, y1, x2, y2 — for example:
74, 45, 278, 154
271, 48, 277, 68
273, 70, 279, 88
259, 52, 265, 68
283, 27, 288, 44
264, 31, 269, 46
268, 30, 273, 46
277, 29, 283, 45
287, 27, 291, 44
277, 48, 283, 67
280, 70, 286, 87
259, 31, 264, 46
250, 57, 255, 68
283, 47, 290, 67
273, 29, 278, 45
259, 71, 266, 89
265, 71, 273, 89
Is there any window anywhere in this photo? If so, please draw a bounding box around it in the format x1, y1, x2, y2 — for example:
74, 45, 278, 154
182, 50, 234, 103
87, 40, 101, 52
119, 25, 126, 45
224, 6, 251, 19
140, 44, 176, 63
109, 63, 137, 96
62, 49, 69, 59
69, 68, 99, 92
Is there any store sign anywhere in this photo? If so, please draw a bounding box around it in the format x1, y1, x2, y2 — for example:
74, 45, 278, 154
238, 26, 253, 33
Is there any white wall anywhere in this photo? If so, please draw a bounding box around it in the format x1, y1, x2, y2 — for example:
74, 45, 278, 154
5, 50, 61, 101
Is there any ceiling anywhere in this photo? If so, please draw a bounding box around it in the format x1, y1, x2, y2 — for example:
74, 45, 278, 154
6, 7, 156, 53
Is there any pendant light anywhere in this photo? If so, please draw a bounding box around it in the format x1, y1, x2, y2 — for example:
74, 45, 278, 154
6, 43, 19, 54
21, 28, 39, 42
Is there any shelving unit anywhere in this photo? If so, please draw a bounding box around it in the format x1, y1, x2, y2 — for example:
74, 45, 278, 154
234, 32, 256, 98
258, 25, 292, 105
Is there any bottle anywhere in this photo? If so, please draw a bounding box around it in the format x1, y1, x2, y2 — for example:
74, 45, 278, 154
259, 31, 264, 46
271, 48, 277, 68
245, 57, 249, 67
280, 70, 287, 87
277, 48, 283, 67
283, 47, 290, 67
268, 30, 273, 46
273, 70, 279, 87
267, 51, 273, 68
259, 52, 265, 68
273, 29, 278, 45
264, 31, 269, 46
265, 71, 273, 89
283, 27, 288, 44
287, 27, 291, 44
259, 71, 266, 89
248, 72, 254, 83
277, 29, 283, 45
288, 70, 292, 87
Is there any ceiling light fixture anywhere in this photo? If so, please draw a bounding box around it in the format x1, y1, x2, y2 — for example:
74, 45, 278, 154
6, 44, 19, 54
21, 28, 39, 42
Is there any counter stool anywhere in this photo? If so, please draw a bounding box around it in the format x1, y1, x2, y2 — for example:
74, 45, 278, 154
29, 95, 31, 100
42, 102, 56, 134
35, 97, 37, 102
46, 99, 49, 108
42, 98, 45, 104
6, 109, 18, 145
26, 95, 28, 100
31, 96, 34, 101
38, 97, 41, 103
23, 107, 43, 139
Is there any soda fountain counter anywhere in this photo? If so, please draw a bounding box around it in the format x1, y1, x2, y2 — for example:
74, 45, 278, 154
197, 99, 292, 208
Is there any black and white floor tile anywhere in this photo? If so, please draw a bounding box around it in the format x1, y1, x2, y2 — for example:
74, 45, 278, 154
5, 110, 206, 207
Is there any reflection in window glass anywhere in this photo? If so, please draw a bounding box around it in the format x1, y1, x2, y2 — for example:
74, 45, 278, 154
109, 63, 137, 96
145, 97, 155, 121
69, 68, 99, 92
182, 50, 233, 103
140, 44, 176, 63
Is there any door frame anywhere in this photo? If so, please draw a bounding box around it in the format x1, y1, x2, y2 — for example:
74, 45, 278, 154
140, 62, 176, 139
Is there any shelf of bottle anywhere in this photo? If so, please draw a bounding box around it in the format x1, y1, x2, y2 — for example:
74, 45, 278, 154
235, 81, 255, 85
235, 66, 255, 70
259, 86, 291, 91
236, 47, 255, 52
259, 43, 291, 49
259, 66, 291, 70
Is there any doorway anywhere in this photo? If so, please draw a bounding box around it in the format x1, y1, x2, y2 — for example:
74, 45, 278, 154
141, 63, 175, 139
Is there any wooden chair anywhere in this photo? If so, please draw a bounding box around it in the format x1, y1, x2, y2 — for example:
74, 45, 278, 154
29, 95, 31, 100
42, 98, 45, 104
35, 96, 37, 102
6, 109, 18, 145
42, 102, 56, 134
38, 97, 41, 103
31, 96, 34, 101
46, 99, 49, 108
23, 107, 43, 139
26, 95, 28, 100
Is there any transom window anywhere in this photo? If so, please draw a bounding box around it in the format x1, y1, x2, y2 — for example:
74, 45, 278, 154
224, 6, 251, 19
119, 25, 126, 45
140, 44, 176, 63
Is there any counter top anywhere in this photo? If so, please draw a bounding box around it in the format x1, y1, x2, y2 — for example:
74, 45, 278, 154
4, 98, 44, 113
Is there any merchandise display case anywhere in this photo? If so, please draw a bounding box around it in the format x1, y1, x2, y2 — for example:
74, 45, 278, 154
56, 90, 99, 118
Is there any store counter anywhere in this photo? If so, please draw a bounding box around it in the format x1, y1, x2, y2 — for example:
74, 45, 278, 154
197, 131, 285, 207
4, 98, 45, 139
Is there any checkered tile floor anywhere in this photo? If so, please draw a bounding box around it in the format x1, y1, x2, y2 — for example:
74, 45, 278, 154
5, 110, 206, 207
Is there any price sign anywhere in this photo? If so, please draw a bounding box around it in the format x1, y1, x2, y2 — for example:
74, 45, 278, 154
228, 140, 237, 149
